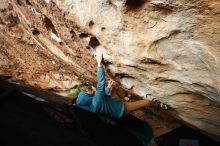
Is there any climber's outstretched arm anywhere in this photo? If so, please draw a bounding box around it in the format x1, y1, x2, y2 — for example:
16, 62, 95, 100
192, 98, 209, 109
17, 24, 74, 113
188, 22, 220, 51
95, 52, 105, 95
94, 52, 114, 96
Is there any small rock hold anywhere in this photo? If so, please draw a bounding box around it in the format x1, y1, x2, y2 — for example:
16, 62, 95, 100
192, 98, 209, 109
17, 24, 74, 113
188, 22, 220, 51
44, 0, 51, 4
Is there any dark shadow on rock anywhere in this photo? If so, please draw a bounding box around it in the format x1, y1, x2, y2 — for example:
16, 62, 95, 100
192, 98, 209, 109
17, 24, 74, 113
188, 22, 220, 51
0, 82, 145, 146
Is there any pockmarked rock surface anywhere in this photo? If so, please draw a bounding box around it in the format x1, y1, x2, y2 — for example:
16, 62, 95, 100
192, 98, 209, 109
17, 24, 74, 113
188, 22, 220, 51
0, 0, 220, 141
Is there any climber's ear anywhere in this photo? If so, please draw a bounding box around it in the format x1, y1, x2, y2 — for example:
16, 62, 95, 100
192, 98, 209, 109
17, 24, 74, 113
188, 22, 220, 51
86, 89, 94, 95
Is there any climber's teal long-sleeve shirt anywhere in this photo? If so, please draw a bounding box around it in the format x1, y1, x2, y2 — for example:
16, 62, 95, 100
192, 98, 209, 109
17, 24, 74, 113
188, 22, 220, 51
76, 67, 125, 119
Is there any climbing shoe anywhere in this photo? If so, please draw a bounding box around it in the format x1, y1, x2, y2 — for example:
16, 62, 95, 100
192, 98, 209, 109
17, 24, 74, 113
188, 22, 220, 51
150, 98, 170, 110
124, 94, 132, 102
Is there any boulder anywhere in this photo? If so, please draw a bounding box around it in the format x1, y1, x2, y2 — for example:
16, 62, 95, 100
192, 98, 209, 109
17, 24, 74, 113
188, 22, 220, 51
0, 0, 220, 141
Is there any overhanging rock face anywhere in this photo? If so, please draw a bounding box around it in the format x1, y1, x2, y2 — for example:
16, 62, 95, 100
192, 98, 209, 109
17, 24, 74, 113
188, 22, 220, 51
0, 0, 220, 140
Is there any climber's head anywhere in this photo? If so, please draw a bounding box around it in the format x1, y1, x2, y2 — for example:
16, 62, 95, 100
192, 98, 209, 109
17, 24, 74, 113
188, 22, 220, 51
77, 84, 95, 106
77, 84, 94, 94
69, 84, 94, 105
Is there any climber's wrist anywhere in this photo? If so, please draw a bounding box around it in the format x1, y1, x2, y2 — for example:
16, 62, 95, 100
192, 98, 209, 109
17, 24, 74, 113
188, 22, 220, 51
97, 63, 102, 67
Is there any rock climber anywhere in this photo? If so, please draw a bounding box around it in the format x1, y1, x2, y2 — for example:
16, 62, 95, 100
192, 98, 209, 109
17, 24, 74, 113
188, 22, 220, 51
74, 52, 169, 119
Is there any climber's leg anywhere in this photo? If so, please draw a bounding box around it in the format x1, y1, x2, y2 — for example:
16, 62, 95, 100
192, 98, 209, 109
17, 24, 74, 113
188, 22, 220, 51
124, 99, 151, 115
